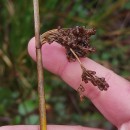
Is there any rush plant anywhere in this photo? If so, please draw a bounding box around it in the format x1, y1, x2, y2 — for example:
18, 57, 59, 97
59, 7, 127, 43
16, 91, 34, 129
33, 1, 109, 130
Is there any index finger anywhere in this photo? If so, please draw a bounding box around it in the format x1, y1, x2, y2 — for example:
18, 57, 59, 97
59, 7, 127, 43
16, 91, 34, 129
28, 38, 130, 128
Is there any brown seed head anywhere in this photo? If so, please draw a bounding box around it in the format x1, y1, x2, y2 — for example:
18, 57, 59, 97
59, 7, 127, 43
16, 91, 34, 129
42, 26, 96, 61
41, 26, 109, 92
81, 65, 109, 91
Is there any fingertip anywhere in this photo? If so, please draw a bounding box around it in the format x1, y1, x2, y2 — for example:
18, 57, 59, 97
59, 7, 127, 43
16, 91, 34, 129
27, 37, 68, 75
28, 37, 36, 61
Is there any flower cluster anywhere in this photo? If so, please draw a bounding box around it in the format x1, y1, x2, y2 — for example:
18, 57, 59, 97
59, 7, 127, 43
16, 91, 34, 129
41, 26, 109, 92
42, 26, 96, 61
81, 65, 109, 91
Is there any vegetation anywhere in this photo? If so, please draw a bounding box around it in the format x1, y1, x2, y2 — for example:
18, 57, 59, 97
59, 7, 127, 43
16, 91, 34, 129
0, 0, 130, 129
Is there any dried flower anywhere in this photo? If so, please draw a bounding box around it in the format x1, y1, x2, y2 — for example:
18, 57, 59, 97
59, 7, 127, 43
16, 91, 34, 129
77, 84, 85, 101
41, 26, 96, 61
41, 26, 109, 96
81, 65, 109, 91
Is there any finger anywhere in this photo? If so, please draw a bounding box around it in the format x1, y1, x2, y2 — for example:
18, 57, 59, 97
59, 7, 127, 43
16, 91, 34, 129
0, 125, 103, 130
28, 38, 130, 128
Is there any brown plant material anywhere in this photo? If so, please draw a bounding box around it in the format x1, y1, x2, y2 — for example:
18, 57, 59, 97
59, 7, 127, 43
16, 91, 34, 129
41, 26, 109, 99
77, 84, 85, 101
69, 48, 109, 93
81, 65, 109, 91
41, 26, 96, 61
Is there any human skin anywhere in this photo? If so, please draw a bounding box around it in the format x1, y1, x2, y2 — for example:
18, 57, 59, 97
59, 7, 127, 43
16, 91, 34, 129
0, 38, 130, 130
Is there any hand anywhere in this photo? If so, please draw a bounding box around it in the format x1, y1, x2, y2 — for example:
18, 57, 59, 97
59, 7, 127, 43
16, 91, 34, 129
1, 38, 130, 130
0, 125, 103, 130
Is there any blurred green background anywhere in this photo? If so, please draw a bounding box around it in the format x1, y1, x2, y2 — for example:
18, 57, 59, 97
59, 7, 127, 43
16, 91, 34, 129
0, 0, 130, 129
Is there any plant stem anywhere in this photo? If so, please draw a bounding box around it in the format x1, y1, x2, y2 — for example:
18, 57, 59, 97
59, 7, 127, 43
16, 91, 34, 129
70, 48, 82, 66
40, 29, 58, 44
33, 0, 47, 130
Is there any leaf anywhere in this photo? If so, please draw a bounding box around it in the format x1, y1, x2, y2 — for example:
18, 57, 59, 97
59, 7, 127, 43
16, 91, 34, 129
25, 114, 39, 124
18, 100, 37, 116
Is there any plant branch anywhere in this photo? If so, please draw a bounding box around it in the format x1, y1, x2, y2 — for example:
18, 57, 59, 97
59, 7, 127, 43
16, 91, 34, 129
70, 48, 109, 91
70, 48, 82, 66
33, 0, 47, 130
